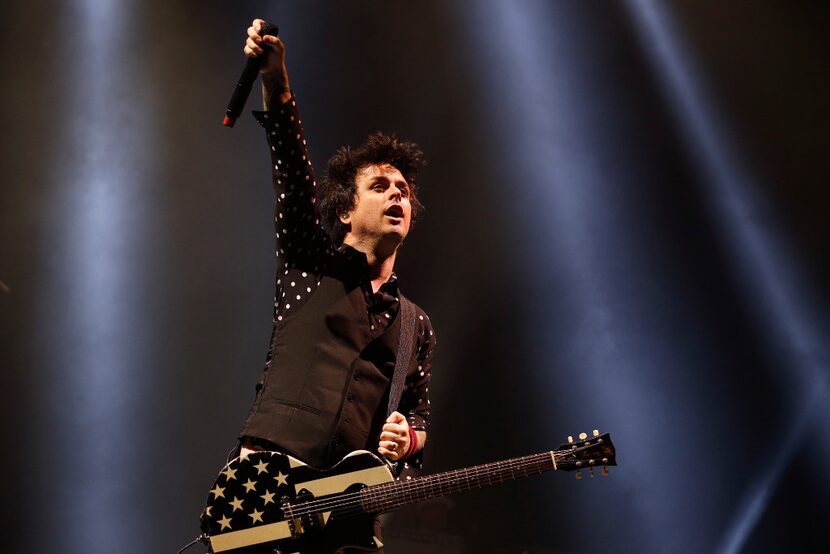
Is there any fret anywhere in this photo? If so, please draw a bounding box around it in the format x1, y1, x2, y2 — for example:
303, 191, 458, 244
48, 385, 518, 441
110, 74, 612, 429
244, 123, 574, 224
352, 452, 554, 515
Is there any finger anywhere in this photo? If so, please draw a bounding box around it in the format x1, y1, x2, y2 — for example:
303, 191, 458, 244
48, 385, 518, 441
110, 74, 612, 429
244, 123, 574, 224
380, 440, 398, 452
244, 45, 265, 58
263, 37, 279, 52
378, 446, 399, 460
253, 19, 264, 34
246, 38, 264, 56
247, 25, 261, 44
386, 411, 405, 424
379, 444, 400, 459
380, 430, 404, 443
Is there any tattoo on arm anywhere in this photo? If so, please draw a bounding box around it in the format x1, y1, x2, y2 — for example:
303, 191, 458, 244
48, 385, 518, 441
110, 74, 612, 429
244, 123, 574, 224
262, 76, 291, 110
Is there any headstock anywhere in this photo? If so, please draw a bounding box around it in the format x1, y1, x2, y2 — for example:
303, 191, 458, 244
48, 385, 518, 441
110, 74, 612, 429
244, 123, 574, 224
554, 429, 616, 478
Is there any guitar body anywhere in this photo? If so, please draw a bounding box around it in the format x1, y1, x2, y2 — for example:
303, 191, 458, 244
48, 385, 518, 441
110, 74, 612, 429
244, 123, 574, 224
201, 450, 394, 553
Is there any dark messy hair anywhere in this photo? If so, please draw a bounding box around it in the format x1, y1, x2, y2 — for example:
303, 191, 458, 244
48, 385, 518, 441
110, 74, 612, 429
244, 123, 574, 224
320, 132, 426, 245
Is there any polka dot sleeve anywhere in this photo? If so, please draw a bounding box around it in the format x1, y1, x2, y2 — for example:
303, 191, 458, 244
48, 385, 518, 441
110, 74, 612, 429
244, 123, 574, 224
252, 97, 329, 276
252, 97, 332, 325
397, 312, 436, 472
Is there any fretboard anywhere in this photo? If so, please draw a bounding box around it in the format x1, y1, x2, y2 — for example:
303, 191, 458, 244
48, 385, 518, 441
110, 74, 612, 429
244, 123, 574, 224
359, 451, 556, 514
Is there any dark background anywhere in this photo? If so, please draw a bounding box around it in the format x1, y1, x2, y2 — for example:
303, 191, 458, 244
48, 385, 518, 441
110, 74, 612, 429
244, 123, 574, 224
1, 1, 828, 553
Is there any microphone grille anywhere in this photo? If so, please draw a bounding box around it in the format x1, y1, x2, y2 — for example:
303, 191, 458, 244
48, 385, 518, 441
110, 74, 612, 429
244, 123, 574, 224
260, 22, 280, 39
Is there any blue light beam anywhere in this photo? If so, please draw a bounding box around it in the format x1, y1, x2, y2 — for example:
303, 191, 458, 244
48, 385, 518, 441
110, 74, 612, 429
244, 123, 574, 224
622, 1, 830, 551
38, 0, 156, 550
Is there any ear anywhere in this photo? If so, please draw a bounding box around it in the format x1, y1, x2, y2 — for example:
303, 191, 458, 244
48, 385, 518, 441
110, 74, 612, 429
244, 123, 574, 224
338, 211, 351, 225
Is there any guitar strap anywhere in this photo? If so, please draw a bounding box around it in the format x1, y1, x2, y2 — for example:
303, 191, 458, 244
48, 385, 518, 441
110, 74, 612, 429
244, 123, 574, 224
387, 296, 416, 417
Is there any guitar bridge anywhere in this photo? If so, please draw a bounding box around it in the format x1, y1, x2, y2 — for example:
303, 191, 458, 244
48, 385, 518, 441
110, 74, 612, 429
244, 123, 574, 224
280, 496, 301, 538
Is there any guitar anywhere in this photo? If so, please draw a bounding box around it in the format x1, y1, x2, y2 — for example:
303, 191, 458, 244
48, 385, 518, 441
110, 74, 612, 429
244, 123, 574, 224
200, 431, 616, 553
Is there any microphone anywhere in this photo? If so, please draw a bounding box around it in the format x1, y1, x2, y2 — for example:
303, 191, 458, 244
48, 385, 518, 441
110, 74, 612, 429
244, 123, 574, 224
223, 22, 280, 128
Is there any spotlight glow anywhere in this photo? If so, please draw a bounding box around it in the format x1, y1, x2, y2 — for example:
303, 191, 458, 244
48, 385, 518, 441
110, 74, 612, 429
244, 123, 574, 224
454, 0, 829, 551
623, 0, 830, 551
39, 0, 155, 550
453, 2, 669, 552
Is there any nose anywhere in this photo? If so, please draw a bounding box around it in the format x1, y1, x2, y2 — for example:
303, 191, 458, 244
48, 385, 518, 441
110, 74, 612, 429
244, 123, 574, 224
390, 186, 402, 201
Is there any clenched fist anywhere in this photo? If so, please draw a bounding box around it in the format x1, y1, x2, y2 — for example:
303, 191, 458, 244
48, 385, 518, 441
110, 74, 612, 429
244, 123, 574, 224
243, 18, 291, 108
378, 411, 417, 461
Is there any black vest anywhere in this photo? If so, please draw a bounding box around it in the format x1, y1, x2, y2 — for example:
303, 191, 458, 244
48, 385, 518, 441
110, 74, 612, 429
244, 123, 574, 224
240, 268, 410, 468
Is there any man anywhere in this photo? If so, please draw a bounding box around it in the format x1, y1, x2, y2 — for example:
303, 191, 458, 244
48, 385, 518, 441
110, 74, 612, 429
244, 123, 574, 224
236, 19, 435, 483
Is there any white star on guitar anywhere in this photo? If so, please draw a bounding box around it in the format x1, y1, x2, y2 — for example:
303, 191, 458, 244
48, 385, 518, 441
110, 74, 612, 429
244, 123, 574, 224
274, 471, 288, 487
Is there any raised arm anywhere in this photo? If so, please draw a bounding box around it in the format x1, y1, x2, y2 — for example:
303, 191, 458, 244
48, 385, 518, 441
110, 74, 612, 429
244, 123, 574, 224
243, 19, 328, 276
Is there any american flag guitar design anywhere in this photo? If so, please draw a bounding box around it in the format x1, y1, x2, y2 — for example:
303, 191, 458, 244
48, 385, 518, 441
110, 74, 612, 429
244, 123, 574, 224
200, 431, 616, 553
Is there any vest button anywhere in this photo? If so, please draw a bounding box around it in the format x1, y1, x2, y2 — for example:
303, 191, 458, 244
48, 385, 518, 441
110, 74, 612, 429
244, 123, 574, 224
354, 372, 361, 381
347, 393, 355, 402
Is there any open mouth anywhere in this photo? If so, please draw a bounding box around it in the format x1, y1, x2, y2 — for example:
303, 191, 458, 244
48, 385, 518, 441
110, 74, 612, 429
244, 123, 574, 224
384, 205, 404, 219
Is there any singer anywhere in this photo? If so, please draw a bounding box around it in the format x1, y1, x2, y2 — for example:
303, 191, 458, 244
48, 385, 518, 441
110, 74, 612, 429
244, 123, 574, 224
232, 19, 436, 551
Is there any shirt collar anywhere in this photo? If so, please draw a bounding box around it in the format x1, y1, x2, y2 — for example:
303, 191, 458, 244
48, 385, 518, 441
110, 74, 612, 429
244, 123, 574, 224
379, 273, 399, 297
338, 244, 400, 294
338, 243, 366, 265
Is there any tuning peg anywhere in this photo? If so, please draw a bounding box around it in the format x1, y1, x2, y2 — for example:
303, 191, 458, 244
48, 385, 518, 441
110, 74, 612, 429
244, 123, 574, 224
578, 432, 588, 441
601, 467, 609, 476
592, 429, 599, 437
567, 435, 574, 444
575, 470, 583, 480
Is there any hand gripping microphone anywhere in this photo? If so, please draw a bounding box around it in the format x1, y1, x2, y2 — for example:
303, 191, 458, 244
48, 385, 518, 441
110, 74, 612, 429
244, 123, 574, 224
223, 22, 280, 128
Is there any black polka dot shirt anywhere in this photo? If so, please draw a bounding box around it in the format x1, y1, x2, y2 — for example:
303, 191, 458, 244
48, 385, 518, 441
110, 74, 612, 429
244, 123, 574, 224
247, 97, 436, 467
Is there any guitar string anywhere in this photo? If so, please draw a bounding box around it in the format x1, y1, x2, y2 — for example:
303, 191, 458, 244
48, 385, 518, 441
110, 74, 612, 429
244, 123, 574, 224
286, 443, 608, 518
291, 455, 550, 518
281, 442, 611, 519
298, 454, 590, 521
318, 456, 555, 519
290, 452, 554, 517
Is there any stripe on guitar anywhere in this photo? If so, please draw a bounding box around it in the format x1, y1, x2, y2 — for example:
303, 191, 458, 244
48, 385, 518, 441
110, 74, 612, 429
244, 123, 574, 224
287, 454, 307, 469
209, 520, 292, 552
294, 465, 393, 497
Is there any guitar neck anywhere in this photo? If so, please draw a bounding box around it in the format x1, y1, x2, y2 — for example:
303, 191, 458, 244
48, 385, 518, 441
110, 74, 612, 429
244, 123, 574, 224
360, 451, 557, 514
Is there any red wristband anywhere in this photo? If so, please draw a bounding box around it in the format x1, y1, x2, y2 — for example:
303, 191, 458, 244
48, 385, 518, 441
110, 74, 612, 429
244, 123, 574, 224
404, 426, 419, 459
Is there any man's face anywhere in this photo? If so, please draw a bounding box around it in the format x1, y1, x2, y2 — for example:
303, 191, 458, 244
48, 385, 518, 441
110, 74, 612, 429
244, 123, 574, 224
341, 163, 412, 244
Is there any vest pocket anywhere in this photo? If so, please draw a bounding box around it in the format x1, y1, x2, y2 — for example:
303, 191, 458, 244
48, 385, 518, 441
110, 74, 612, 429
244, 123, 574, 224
272, 398, 322, 415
